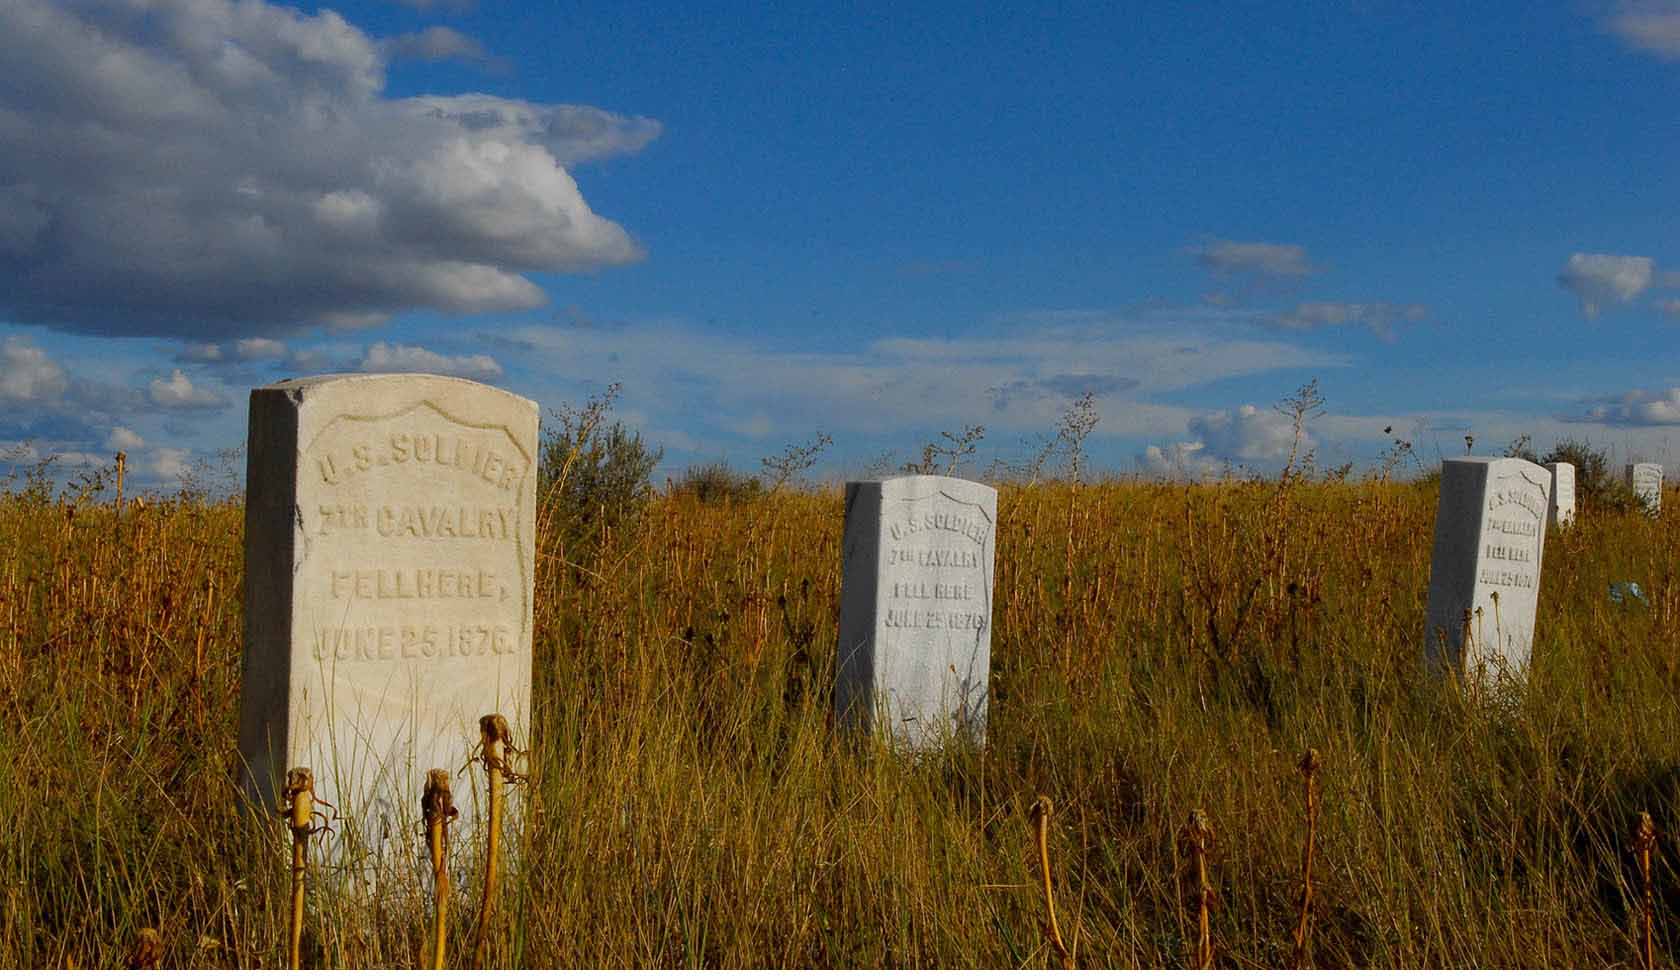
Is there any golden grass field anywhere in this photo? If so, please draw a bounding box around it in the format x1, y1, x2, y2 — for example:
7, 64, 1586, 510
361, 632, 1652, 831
2, 475, 1678, 967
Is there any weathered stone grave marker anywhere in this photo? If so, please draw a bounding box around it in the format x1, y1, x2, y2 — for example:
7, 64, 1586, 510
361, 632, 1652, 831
836, 475, 996, 749
1628, 462, 1662, 516
239, 374, 536, 849
1424, 457, 1551, 678
1545, 461, 1575, 528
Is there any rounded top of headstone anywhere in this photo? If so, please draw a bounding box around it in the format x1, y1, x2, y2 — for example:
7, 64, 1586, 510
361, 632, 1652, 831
1442, 456, 1550, 475
255, 373, 536, 414
847, 474, 995, 494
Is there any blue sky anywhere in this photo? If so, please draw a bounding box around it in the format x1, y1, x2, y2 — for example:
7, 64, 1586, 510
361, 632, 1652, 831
5, 0, 1680, 487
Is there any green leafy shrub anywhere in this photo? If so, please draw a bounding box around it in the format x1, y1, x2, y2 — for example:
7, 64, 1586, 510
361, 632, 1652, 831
537, 384, 663, 558
1541, 439, 1642, 515
672, 460, 762, 504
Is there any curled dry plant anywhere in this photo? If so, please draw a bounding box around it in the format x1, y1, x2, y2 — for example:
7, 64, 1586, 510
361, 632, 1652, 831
1181, 809, 1216, 970
128, 927, 162, 969
278, 768, 333, 969
422, 769, 459, 970
468, 714, 524, 968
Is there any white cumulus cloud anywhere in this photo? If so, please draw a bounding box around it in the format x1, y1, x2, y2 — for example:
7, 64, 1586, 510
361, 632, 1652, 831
360, 342, 503, 381
1135, 401, 1312, 479
1188, 404, 1307, 462
1557, 253, 1655, 317
0, 0, 655, 340
143, 447, 194, 482
0, 337, 70, 403
149, 370, 230, 410
1580, 387, 1680, 426
107, 427, 146, 452
1136, 442, 1221, 480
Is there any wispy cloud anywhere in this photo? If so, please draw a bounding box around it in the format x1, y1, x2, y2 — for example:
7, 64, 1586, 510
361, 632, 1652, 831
0, 0, 656, 340
382, 27, 508, 71
173, 334, 505, 382
177, 338, 290, 364
1605, 1, 1680, 59
488, 309, 1346, 461
0, 441, 107, 472
386, 0, 476, 11
1266, 301, 1429, 340
1187, 239, 1315, 278
360, 341, 503, 381
410, 96, 663, 166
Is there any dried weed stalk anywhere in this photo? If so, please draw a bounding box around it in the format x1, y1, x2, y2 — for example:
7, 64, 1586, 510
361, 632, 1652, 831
1635, 811, 1658, 970
1293, 750, 1321, 968
1028, 795, 1074, 969
1181, 809, 1215, 970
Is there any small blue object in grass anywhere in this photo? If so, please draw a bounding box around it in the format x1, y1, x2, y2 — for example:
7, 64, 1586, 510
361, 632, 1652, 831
1609, 581, 1647, 605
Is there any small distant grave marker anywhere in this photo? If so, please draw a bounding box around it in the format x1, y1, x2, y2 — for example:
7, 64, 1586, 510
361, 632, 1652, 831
835, 475, 996, 749
239, 374, 536, 847
1628, 462, 1662, 516
1424, 457, 1551, 678
1545, 461, 1575, 528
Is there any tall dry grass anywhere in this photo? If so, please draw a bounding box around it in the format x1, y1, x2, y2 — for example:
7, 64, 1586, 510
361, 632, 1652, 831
0, 476, 1678, 966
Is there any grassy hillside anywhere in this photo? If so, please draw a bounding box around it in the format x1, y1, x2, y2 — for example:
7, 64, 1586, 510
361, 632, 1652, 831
2, 477, 1678, 967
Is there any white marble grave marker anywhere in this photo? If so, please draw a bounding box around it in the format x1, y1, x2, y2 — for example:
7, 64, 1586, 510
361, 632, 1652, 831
1545, 461, 1575, 528
835, 475, 996, 749
239, 374, 536, 846
1628, 462, 1662, 515
1424, 457, 1551, 678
